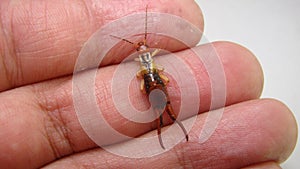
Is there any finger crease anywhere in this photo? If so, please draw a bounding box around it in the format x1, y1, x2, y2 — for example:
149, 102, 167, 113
33, 87, 75, 159
8, 5, 25, 86
173, 144, 193, 168
0, 5, 20, 89
80, 0, 93, 26
0, 28, 11, 90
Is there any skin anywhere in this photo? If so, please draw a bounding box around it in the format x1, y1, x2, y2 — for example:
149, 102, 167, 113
0, 0, 297, 169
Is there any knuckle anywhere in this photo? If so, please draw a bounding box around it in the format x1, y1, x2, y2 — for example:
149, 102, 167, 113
33, 85, 75, 158
0, 2, 25, 90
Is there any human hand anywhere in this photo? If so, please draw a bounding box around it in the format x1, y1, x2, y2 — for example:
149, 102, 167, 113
0, 0, 297, 169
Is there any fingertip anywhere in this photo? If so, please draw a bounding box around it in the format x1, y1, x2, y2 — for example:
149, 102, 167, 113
213, 41, 264, 100
259, 98, 298, 163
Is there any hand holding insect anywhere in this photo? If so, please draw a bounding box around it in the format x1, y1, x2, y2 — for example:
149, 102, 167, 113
0, 1, 296, 169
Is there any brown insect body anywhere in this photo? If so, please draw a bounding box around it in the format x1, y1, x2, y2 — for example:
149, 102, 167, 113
111, 6, 188, 149
136, 44, 188, 149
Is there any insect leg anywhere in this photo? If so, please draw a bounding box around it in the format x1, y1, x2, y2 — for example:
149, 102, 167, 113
156, 66, 164, 72
159, 73, 169, 84
140, 79, 146, 94
151, 49, 161, 57
166, 103, 189, 141
136, 70, 142, 78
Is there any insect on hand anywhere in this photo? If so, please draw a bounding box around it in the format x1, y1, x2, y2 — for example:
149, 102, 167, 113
111, 6, 188, 149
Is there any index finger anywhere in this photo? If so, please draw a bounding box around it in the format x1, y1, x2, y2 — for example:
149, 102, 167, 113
0, 0, 204, 91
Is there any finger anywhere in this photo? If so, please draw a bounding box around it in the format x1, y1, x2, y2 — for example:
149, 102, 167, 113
0, 0, 203, 91
241, 161, 282, 169
43, 99, 297, 169
0, 41, 263, 168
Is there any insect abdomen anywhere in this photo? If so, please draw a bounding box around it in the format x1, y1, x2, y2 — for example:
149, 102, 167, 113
144, 71, 165, 94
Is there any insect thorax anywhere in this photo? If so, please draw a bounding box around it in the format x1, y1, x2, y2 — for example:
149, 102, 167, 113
138, 52, 156, 74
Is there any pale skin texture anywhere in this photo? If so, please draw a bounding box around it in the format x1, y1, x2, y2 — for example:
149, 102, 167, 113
0, 0, 298, 169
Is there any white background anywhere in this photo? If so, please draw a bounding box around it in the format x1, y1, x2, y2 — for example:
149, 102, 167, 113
195, 0, 300, 168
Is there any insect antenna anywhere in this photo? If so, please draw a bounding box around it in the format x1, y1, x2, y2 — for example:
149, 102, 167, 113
110, 35, 135, 45
144, 5, 148, 44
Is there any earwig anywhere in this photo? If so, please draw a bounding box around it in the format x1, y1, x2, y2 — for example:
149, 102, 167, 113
135, 46, 189, 149
111, 6, 188, 149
